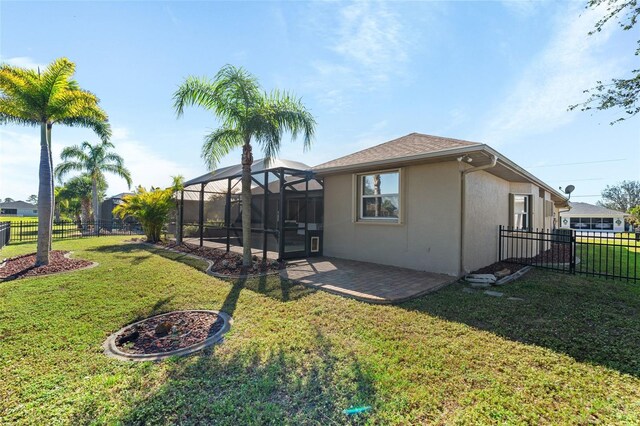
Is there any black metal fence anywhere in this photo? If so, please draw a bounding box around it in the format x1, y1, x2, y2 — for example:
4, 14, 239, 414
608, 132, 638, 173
0, 222, 10, 250
499, 226, 639, 282
6, 219, 142, 243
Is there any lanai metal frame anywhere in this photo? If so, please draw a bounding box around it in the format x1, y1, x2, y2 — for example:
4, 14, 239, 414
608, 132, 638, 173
178, 159, 324, 261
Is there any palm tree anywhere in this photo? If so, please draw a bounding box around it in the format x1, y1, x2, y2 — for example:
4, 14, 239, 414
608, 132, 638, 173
58, 174, 105, 228
0, 58, 111, 265
55, 140, 131, 232
113, 186, 175, 243
173, 65, 316, 266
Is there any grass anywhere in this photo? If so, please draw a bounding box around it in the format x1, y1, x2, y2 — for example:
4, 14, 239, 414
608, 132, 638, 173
1, 237, 640, 424
0, 216, 38, 223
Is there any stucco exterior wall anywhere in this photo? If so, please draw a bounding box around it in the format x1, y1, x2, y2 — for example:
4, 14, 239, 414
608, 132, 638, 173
322, 161, 461, 275
463, 170, 510, 273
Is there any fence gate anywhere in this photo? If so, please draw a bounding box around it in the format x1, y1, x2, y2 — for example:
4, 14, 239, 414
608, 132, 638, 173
498, 226, 639, 282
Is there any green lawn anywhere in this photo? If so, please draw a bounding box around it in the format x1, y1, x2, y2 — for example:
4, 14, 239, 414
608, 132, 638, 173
1, 237, 639, 424
0, 216, 38, 223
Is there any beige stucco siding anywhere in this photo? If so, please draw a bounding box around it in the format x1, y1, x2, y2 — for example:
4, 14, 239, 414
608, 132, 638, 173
463, 170, 510, 273
322, 161, 461, 275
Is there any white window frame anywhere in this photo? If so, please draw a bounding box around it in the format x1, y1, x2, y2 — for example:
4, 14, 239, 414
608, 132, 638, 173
353, 168, 402, 224
513, 194, 530, 230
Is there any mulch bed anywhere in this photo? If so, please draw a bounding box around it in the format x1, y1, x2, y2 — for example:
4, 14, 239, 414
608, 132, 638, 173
115, 311, 224, 355
153, 240, 284, 276
472, 261, 527, 275
504, 243, 573, 265
0, 251, 94, 281
475, 244, 573, 275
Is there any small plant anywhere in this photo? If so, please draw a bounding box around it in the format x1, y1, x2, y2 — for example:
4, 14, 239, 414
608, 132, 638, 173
113, 186, 176, 243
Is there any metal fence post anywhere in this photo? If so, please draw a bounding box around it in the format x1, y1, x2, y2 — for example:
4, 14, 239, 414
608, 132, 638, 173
569, 230, 576, 274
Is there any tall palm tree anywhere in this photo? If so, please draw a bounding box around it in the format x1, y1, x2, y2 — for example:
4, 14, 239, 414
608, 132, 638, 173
173, 65, 316, 267
58, 174, 105, 228
0, 58, 111, 265
55, 140, 131, 231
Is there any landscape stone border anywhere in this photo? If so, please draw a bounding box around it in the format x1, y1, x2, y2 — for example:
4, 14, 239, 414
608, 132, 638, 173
0, 251, 98, 281
139, 242, 282, 280
103, 309, 232, 361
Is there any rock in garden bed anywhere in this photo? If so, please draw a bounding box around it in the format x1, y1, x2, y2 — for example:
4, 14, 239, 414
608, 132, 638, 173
155, 241, 284, 276
0, 250, 94, 281
106, 310, 229, 359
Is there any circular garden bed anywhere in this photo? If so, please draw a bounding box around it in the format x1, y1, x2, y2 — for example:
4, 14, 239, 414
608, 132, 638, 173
0, 251, 96, 281
104, 310, 231, 361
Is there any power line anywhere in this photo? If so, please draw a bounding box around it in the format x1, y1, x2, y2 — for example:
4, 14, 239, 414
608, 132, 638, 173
570, 195, 601, 198
551, 178, 605, 182
526, 158, 626, 168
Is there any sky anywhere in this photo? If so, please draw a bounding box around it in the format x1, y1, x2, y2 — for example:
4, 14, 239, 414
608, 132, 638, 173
1, 0, 638, 205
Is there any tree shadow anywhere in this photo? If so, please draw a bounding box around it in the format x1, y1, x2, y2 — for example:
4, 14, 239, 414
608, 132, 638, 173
400, 269, 640, 377
113, 328, 377, 425
87, 243, 210, 271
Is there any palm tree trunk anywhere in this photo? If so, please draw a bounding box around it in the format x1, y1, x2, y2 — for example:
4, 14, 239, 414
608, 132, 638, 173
241, 141, 253, 267
47, 124, 54, 250
81, 198, 90, 231
35, 122, 53, 266
92, 178, 99, 235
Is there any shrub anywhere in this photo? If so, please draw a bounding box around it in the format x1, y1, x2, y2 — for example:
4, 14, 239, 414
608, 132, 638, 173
113, 187, 174, 243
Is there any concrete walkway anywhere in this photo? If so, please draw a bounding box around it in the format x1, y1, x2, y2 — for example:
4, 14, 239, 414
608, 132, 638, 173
281, 257, 455, 304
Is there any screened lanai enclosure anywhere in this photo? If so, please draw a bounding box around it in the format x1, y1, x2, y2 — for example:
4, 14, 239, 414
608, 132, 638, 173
178, 159, 324, 260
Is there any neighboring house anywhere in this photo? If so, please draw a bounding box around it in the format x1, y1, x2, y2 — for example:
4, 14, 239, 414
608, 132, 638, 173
560, 202, 628, 233
101, 193, 134, 222
0, 201, 37, 217
180, 133, 569, 277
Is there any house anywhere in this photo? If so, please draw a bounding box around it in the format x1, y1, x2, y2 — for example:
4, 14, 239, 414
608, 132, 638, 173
179, 133, 569, 276
0, 201, 37, 217
560, 202, 628, 233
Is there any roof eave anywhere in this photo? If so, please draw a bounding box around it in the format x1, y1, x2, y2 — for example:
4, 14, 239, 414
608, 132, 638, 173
313, 144, 569, 205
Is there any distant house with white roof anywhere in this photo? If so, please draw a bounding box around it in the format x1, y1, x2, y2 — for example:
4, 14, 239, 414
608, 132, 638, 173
560, 202, 628, 232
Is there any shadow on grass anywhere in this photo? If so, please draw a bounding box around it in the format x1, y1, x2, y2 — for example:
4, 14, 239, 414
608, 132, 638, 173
109, 328, 376, 425
89, 244, 316, 309
401, 269, 640, 377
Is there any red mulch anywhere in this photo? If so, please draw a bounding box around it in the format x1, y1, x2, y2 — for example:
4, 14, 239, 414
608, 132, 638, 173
153, 241, 284, 276
0, 251, 94, 281
472, 261, 527, 275
115, 311, 224, 355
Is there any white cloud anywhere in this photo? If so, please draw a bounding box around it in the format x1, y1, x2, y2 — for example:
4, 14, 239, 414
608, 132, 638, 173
0, 128, 64, 200
103, 127, 195, 195
305, 2, 411, 111
1, 56, 46, 70
480, 3, 622, 146
0, 126, 196, 200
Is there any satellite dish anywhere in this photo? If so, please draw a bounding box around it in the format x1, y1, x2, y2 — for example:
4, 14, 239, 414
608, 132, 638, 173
564, 185, 575, 195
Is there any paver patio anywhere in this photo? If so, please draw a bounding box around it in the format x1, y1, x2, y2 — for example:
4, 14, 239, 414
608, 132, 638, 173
281, 256, 455, 303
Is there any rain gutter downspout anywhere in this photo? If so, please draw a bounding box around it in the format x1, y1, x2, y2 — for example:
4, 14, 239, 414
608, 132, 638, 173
459, 154, 498, 276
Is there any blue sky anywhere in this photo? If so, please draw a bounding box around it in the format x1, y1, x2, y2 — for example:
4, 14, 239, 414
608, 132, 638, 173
1, 0, 638, 204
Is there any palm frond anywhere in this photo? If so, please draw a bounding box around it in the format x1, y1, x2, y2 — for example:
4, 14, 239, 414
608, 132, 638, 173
173, 76, 218, 117
58, 115, 112, 142
59, 144, 90, 163
101, 163, 133, 188
201, 127, 244, 169
40, 58, 76, 106
54, 161, 85, 182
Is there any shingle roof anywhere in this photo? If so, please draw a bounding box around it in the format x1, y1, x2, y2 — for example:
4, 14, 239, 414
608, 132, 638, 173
313, 133, 481, 171
564, 202, 628, 216
0, 201, 36, 209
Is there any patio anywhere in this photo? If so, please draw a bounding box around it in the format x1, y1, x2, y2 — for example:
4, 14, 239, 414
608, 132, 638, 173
281, 256, 455, 303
